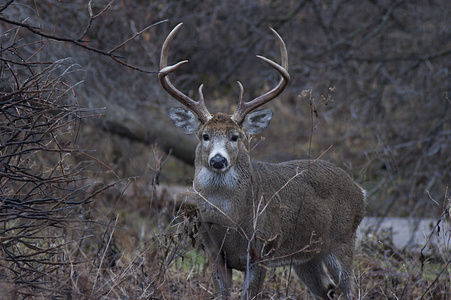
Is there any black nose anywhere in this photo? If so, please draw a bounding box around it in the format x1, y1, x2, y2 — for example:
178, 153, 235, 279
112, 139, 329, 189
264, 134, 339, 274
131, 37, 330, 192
210, 154, 228, 169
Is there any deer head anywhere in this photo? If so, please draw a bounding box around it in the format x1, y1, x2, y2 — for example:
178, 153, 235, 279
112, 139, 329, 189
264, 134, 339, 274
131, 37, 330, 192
159, 23, 289, 174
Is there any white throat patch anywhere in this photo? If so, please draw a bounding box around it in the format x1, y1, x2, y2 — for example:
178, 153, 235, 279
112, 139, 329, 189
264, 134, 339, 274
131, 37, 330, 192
197, 166, 238, 188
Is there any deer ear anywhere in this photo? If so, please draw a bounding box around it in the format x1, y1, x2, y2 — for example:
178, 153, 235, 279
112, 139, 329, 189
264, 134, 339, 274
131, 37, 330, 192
242, 109, 273, 135
168, 107, 202, 134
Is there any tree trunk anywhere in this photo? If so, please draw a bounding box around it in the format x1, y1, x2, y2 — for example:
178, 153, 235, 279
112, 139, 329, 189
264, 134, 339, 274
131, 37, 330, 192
99, 102, 197, 165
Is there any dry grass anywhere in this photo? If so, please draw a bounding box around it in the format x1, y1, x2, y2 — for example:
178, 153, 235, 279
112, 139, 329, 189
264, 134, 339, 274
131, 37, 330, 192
3, 173, 449, 299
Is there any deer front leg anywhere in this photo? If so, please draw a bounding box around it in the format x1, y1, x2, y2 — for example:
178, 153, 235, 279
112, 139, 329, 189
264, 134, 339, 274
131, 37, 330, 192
200, 223, 233, 298
212, 263, 233, 299
242, 265, 266, 300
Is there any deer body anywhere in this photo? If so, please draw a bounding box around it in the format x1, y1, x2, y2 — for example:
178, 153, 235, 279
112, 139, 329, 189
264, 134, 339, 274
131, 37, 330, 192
196, 159, 363, 270
159, 23, 365, 299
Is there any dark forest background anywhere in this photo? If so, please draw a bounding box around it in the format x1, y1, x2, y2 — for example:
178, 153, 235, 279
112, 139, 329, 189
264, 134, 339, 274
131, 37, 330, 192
1, 0, 450, 298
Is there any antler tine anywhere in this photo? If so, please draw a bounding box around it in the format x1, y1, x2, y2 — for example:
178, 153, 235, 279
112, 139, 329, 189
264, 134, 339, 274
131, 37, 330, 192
159, 23, 212, 123
231, 28, 290, 124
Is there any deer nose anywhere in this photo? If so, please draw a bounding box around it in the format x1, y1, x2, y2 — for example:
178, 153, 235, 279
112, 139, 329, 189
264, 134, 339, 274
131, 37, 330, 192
210, 154, 228, 170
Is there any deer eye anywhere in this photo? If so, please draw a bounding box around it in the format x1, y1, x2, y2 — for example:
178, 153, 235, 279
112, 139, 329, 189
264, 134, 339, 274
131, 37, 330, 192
231, 135, 239, 142
202, 134, 210, 141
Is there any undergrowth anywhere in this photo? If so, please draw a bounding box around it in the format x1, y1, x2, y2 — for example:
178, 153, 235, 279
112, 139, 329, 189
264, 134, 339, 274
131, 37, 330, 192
4, 176, 449, 299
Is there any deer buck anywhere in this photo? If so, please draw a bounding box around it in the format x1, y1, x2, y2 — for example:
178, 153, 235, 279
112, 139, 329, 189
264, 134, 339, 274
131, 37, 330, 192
158, 23, 365, 300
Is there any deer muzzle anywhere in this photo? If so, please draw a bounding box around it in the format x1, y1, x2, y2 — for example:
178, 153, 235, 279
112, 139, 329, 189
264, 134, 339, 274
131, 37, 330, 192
210, 154, 228, 170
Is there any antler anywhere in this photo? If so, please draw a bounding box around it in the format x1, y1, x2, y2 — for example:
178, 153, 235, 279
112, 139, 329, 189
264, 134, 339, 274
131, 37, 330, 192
231, 28, 290, 124
159, 23, 212, 123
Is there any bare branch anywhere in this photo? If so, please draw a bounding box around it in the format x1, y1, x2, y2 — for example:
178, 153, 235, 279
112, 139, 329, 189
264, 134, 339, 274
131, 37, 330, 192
0, 15, 167, 73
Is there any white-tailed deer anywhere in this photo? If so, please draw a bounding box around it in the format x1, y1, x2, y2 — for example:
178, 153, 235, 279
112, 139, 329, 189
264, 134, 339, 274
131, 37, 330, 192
159, 23, 365, 300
